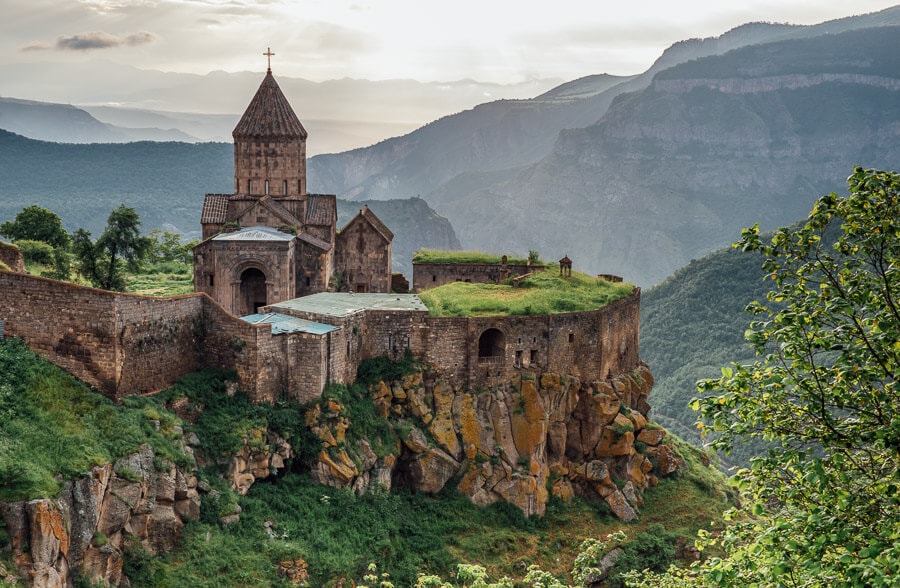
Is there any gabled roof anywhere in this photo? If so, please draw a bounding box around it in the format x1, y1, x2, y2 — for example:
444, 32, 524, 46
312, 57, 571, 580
306, 194, 336, 227
201, 194, 229, 224
342, 205, 394, 242
232, 195, 304, 228
233, 71, 307, 140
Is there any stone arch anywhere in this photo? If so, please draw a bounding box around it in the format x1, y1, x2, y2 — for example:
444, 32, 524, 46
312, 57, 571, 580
478, 328, 506, 362
232, 260, 271, 316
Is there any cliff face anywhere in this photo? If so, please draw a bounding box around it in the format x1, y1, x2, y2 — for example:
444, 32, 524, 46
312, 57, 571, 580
0, 445, 200, 588
305, 364, 681, 520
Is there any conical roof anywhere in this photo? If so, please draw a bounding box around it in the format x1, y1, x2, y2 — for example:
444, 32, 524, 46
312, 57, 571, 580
233, 71, 307, 140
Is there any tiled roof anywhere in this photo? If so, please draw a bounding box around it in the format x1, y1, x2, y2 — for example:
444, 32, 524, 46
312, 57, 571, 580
258, 196, 304, 227
233, 72, 307, 140
296, 232, 332, 252
306, 194, 336, 226
201, 194, 229, 224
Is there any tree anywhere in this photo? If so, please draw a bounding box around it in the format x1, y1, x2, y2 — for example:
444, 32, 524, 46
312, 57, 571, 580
630, 167, 900, 587
146, 228, 196, 265
0, 205, 69, 249
73, 205, 152, 291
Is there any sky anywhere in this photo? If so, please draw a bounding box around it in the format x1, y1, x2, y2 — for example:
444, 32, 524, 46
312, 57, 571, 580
1, 0, 898, 84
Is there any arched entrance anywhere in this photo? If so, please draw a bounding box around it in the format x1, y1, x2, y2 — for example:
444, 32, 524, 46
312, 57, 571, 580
478, 328, 506, 364
240, 268, 268, 315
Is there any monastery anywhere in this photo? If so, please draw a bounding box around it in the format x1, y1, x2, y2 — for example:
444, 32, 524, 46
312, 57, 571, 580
0, 59, 643, 407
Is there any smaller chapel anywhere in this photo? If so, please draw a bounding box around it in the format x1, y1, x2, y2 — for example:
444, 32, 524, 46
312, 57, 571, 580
193, 58, 393, 316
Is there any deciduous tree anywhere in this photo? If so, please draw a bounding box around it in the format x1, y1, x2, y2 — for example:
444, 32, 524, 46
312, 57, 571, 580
0, 205, 69, 249
631, 167, 900, 587
73, 205, 152, 291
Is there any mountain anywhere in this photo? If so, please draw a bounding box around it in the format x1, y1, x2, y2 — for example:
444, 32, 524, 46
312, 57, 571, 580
0, 98, 199, 143
0, 61, 561, 152
0, 131, 459, 276
306, 8, 900, 285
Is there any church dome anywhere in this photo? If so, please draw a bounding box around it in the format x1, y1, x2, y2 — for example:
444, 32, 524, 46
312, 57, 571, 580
233, 71, 308, 140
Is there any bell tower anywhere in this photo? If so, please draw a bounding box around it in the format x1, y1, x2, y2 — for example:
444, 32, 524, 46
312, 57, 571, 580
232, 48, 309, 201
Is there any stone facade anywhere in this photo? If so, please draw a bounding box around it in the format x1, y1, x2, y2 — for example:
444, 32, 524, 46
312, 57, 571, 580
412, 260, 543, 292
193, 69, 393, 316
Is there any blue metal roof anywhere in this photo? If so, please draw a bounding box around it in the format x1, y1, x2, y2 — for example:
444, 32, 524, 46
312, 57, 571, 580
241, 312, 339, 335
269, 292, 428, 317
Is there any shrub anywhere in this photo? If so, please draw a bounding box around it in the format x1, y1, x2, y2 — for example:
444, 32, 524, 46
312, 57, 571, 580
15, 239, 55, 265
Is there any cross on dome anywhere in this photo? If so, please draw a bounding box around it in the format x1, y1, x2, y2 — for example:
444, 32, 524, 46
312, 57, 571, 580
263, 47, 275, 73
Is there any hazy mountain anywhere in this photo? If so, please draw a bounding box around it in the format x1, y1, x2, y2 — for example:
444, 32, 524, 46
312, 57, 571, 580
0, 131, 459, 276
0, 98, 199, 143
0, 61, 561, 152
306, 7, 900, 285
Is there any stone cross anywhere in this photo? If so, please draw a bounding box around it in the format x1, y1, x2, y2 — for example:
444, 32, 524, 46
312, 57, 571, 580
264, 47, 275, 72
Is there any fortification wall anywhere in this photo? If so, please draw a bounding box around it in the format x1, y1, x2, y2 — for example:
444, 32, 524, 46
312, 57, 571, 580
412, 262, 541, 292
0, 271, 271, 399
0, 242, 25, 273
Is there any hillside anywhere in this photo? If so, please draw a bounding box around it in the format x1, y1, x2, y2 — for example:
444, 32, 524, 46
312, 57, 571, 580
0, 337, 734, 587
639, 242, 770, 464
0, 131, 460, 276
306, 10, 900, 286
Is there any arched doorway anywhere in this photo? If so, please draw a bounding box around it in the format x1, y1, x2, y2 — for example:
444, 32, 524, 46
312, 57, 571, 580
478, 328, 506, 364
240, 268, 267, 315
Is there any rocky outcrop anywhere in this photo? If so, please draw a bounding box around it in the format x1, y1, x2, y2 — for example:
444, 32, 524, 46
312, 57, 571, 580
305, 364, 681, 519
0, 444, 200, 588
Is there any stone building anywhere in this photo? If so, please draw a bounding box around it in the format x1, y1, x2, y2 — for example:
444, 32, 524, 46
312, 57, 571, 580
193, 65, 393, 316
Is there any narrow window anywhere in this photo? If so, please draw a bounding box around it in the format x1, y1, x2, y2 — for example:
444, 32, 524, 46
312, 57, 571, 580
515, 350, 523, 367
347, 341, 350, 356
432, 275, 437, 282
247, 179, 252, 193
209, 274, 215, 287
283, 180, 288, 195
265, 180, 270, 195
568, 333, 575, 343
530, 349, 538, 364
306, 276, 311, 287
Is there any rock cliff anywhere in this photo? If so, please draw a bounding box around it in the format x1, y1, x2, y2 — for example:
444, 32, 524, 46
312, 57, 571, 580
305, 364, 681, 519
0, 445, 200, 588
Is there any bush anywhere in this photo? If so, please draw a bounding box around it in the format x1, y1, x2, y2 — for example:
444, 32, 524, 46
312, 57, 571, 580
15, 239, 55, 265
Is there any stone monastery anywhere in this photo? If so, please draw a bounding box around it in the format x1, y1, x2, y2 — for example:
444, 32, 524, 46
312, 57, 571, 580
0, 61, 674, 530
0, 63, 644, 409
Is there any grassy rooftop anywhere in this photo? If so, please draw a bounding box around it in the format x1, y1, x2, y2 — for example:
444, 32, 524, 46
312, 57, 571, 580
419, 268, 634, 317
412, 249, 534, 265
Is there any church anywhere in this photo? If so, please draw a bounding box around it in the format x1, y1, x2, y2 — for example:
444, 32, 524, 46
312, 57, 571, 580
192, 57, 394, 316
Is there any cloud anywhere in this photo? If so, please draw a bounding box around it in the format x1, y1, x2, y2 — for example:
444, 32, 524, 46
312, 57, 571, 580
20, 31, 157, 52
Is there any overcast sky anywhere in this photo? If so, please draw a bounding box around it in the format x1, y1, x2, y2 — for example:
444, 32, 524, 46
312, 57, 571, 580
2, 1, 898, 84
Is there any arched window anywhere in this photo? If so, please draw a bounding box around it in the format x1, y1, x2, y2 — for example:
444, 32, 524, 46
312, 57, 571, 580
478, 328, 505, 364
283, 180, 288, 195
247, 179, 252, 194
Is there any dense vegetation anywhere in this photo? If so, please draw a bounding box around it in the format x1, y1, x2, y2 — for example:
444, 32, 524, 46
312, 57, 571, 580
639, 244, 772, 466
419, 269, 634, 317
632, 167, 900, 586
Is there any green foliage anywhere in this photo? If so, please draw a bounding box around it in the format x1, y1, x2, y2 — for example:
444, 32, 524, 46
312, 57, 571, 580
419, 270, 633, 317
356, 349, 420, 385
412, 249, 530, 265
0, 337, 191, 501
72, 204, 153, 291
0, 205, 69, 248
14, 239, 55, 265
641, 168, 900, 587
146, 228, 197, 264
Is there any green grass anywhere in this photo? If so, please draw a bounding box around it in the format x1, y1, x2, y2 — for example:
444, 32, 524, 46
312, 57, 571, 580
0, 337, 192, 501
123, 261, 194, 296
412, 249, 532, 265
419, 269, 634, 317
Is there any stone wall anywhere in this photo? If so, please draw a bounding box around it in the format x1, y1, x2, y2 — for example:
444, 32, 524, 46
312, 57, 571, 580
412, 261, 543, 292
0, 271, 270, 400
334, 215, 392, 294
0, 241, 25, 273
